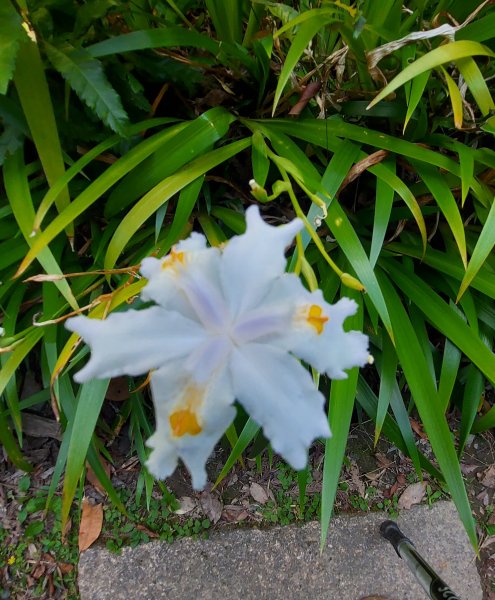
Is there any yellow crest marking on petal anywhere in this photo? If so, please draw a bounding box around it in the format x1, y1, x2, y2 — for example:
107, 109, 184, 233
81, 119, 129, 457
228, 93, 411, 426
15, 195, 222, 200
161, 247, 185, 271
306, 304, 329, 335
169, 408, 202, 437
169, 385, 203, 437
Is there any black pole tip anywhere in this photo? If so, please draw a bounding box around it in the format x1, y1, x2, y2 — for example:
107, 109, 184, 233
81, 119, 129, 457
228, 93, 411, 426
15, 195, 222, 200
380, 520, 412, 557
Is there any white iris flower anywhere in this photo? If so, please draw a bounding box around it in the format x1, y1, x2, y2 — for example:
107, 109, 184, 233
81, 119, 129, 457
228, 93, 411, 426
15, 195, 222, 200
66, 206, 369, 489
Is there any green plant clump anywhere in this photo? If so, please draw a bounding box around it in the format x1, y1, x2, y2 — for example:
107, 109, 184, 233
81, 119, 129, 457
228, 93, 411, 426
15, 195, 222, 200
1, 0, 495, 555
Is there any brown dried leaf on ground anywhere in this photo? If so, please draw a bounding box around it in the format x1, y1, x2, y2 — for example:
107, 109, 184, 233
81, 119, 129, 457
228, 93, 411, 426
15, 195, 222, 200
78, 499, 103, 552
199, 490, 223, 523
173, 496, 196, 515
480, 465, 495, 488
250, 482, 269, 505
222, 505, 249, 523
397, 482, 427, 510
349, 461, 366, 498
86, 457, 111, 495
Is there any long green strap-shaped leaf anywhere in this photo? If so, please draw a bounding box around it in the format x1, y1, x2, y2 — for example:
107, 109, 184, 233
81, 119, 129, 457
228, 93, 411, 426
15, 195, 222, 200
388, 241, 495, 299
87, 27, 219, 57
321, 289, 362, 550
61, 378, 109, 528
376, 270, 477, 550
384, 259, 495, 386
374, 333, 397, 446
368, 40, 495, 110
34, 117, 177, 230
16, 110, 236, 276
370, 158, 395, 267
3, 150, 78, 310
413, 161, 467, 267
213, 417, 260, 488
456, 56, 495, 116
13, 37, 72, 236
104, 138, 251, 269
205, 0, 243, 44
356, 375, 442, 481
0, 403, 32, 472
272, 13, 340, 115
457, 196, 495, 301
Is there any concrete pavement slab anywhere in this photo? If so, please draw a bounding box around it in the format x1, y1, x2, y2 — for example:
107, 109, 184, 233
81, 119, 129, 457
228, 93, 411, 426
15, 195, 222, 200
78, 501, 481, 599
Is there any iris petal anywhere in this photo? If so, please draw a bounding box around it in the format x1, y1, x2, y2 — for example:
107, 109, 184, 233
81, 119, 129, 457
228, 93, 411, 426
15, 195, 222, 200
219, 206, 303, 318
230, 343, 330, 471
66, 307, 207, 382
146, 363, 236, 489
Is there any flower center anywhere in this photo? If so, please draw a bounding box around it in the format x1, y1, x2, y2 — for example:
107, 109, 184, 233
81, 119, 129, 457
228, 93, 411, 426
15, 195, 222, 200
306, 304, 329, 335
169, 408, 202, 437
161, 247, 185, 271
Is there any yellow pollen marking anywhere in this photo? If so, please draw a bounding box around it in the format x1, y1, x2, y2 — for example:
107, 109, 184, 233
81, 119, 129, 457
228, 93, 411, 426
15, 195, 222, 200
169, 385, 204, 437
161, 247, 185, 270
169, 408, 202, 437
306, 304, 329, 335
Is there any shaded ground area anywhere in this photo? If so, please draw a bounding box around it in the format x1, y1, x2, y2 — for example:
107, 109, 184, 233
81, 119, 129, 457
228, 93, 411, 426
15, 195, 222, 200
1, 414, 494, 598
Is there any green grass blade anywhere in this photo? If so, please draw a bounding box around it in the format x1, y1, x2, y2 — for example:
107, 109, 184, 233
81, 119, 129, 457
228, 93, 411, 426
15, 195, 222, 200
356, 376, 442, 481
384, 259, 495, 385
205, 0, 243, 44
438, 336, 462, 413
374, 332, 397, 445
370, 158, 395, 267
272, 10, 343, 115
412, 161, 467, 266
388, 241, 495, 299
320, 289, 362, 550
104, 138, 250, 269
61, 379, 109, 528
440, 66, 464, 129
87, 27, 220, 57
377, 270, 477, 550
368, 40, 495, 110
213, 417, 260, 488
35, 118, 177, 229
457, 197, 495, 301
456, 56, 495, 116
403, 69, 430, 133
16, 122, 213, 276
0, 405, 32, 472
458, 364, 485, 456
13, 37, 71, 235
3, 150, 78, 309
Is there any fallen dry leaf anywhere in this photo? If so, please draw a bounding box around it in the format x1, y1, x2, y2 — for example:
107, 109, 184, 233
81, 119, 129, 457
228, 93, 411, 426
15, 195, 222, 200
460, 463, 480, 476
480, 465, 495, 488
173, 496, 196, 515
78, 498, 103, 552
349, 461, 366, 498
397, 482, 427, 510
58, 563, 74, 575
199, 491, 223, 523
222, 505, 249, 522
375, 453, 393, 469
250, 482, 269, 505
410, 419, 427, 439
86, 457, 111, 495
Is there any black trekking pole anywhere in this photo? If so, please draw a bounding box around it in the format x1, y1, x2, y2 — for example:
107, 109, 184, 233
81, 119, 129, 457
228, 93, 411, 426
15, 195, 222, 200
380, 520, 462, 600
